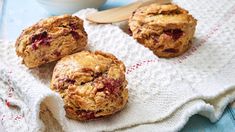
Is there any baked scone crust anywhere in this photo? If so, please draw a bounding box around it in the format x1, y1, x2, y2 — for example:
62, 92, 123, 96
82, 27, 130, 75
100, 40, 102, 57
51, 51, 128, 121
15, 15, 87, 68
129, 4, 197, 58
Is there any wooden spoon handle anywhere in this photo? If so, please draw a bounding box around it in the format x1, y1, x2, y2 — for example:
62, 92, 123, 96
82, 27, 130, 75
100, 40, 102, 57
86, 0, 172, 24
139, 0, 171, 7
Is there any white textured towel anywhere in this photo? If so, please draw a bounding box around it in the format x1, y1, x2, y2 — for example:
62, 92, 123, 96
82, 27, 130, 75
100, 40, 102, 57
1, 0, 235, 131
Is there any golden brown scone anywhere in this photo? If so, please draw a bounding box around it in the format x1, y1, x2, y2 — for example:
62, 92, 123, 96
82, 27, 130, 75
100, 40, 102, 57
50, 51, 128, 121
15, 15, 87, 68
129, 4, 197, 58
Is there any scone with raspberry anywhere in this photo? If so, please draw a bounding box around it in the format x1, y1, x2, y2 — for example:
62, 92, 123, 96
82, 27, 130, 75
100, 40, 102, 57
15, 15, 87, 68
129, 4, 197, 58
50, 51, 128, 121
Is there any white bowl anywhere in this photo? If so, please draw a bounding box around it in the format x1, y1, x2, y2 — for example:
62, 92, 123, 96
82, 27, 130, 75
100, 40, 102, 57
36, 0, 107, 15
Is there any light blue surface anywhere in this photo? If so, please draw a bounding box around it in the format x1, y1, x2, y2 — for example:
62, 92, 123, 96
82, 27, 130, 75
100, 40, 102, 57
0, 0, 235, 131
182, 107, 235, 132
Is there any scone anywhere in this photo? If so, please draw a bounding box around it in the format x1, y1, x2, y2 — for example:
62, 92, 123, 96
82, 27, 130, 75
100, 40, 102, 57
15, 15, 87, 68
51, 51, 128, 121
129, 4, 197, 58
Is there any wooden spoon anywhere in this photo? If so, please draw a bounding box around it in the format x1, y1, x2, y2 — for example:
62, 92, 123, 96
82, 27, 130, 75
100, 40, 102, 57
86, 0, 172, 24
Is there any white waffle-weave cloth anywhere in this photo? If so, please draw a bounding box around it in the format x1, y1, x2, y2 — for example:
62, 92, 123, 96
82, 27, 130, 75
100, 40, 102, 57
1, 0, 235, 131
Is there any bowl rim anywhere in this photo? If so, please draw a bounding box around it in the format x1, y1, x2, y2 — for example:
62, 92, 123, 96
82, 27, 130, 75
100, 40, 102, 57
37, 0, 107, 2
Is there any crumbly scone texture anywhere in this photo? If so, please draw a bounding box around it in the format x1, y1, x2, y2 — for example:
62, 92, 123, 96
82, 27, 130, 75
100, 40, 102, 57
15, 15, 87, 68
50, 51, 128, 121
129, 4, 197, 58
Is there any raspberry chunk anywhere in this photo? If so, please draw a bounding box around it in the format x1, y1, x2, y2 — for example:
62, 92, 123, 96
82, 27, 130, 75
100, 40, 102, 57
99, 78, 122, 95
31, 31, 51, 50
70, 31, 80, 40
164, 29, 183, 41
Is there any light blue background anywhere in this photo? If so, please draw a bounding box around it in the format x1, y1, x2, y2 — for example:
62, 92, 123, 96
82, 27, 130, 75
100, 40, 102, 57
0, 0, 235, 131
